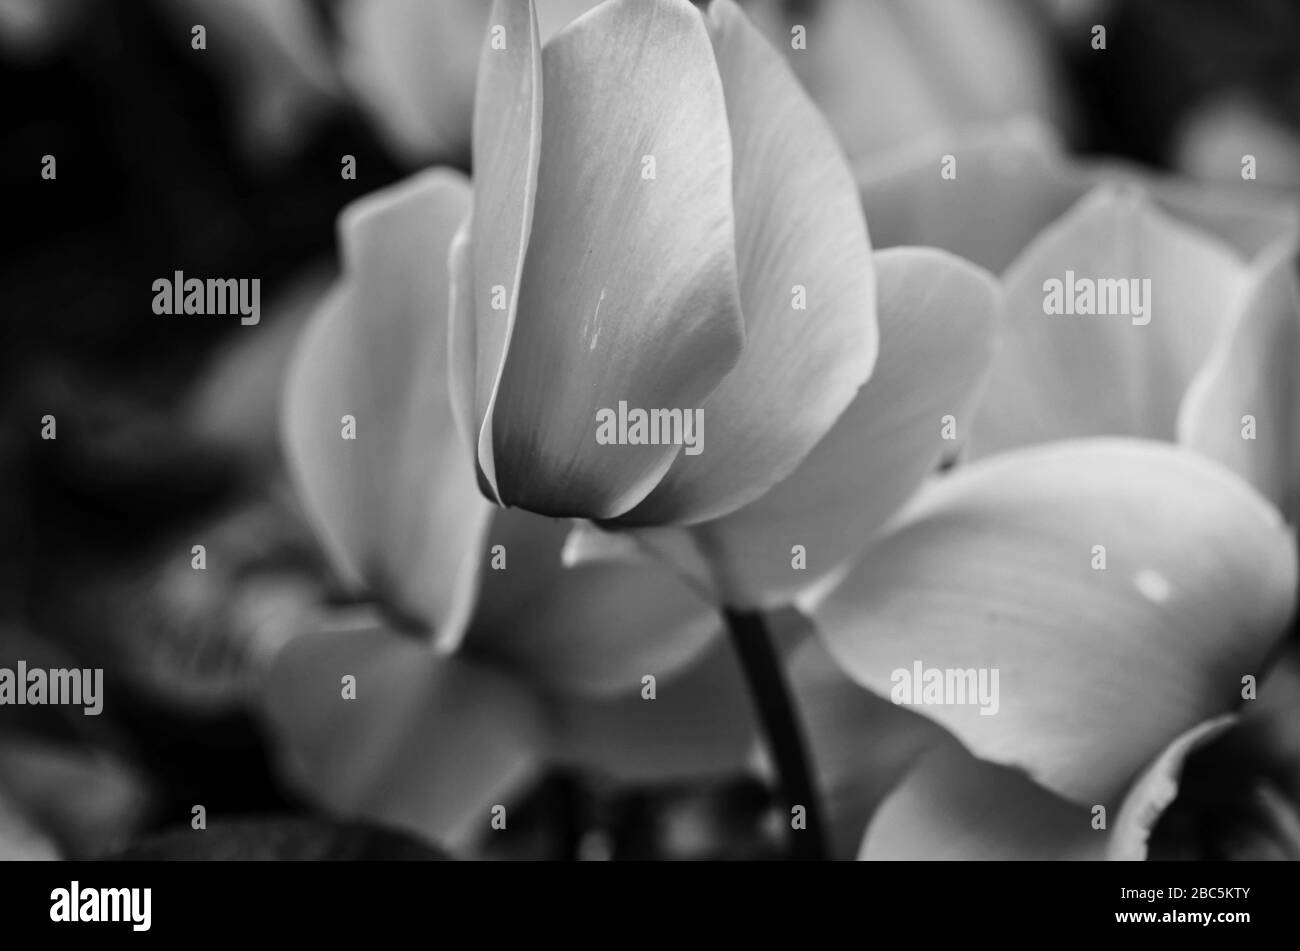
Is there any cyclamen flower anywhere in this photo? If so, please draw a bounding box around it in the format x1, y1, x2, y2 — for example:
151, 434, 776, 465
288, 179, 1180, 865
270, 0, 1007, 850
272, 1, 1300, 863
794, 438, 1296, 858
855, 119, 1300, 477
282, 0, 1007, 633
452, 0, 880, 527
785, 122, 1300, 859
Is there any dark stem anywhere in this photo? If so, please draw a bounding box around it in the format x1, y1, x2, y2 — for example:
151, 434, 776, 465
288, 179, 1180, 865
724, 608, 829, 861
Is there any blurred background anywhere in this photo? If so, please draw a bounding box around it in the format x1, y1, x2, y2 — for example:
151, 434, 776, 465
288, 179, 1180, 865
2, 0, 1300, 860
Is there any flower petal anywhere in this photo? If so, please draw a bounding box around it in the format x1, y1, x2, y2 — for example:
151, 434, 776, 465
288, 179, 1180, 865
465, 508, 720, 698
468, 0, 543, 503
281, 169, 493, 647
0, 740, 150, 859
969, 184, 1250, 459
1179, 239, 1300, 523
810, 439, 1297, 804
744, 0, 1063, 162
1129, 642, 1300, 860
189, 265, 335, 470
488, 0, 745, 518
341, 0, 603, 166
1141, 169, 1300, 261
856, 118, 1090, 275
857, 118, 1300, 274
620, 0, 876, 526
259, 621, 545, 853
861, 744, 1102, 860
340, 0, 486, 165
787, 638, 950, 859
690, 247, 998, 608
1107, 716, 1235, 861
548, 636, 757, 782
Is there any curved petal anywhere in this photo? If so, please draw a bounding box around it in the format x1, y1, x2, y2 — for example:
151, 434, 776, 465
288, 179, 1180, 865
548, 636, 757, 782
259, 622, 545, 854
1179, 239, 1300, 523
1130, 643, 1300, 860
621, 0, 876, 526
469, 0, 543, 503
856, 118, 1090, 275
691, 247, 999, 608
811, 439, 1297, 805
488, 0, 745, 518
861, 744, 1102, 860
787, 638, 950, 859
281, 169, 493, 648
969, 184, 1249, 459
1107, 716, 1235, 861
465, 507, 720, 698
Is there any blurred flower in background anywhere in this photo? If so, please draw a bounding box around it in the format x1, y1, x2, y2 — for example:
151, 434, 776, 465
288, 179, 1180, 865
855, 119, 1299, 469
741, 0, 1069, 160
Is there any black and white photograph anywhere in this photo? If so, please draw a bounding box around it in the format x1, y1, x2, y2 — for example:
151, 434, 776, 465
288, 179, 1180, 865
3, 0, 1300, 933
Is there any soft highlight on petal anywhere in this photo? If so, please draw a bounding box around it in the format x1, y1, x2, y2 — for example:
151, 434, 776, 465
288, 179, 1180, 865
447, 218, 478, 456
811, 439, 1297, 805
281, 170, 492, 647
621, 0, 876, 525
490, 0, 744, 518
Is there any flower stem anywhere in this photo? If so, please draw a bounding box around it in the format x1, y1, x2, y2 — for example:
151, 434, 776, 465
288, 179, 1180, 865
724, 608, 828, 860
